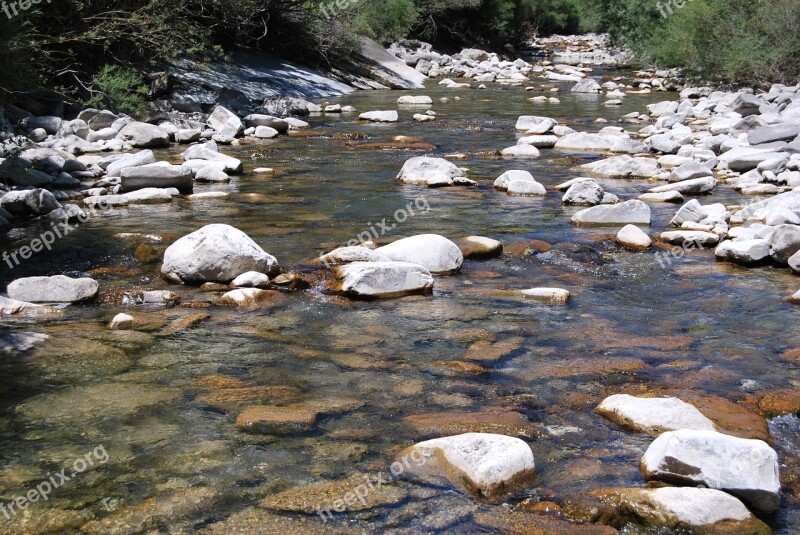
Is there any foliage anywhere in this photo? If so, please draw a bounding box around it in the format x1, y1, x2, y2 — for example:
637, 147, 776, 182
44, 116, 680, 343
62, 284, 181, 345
85, 65, 149, 116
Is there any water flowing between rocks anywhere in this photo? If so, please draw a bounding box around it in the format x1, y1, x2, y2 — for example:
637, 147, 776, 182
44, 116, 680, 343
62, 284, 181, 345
1, 76, 798, 533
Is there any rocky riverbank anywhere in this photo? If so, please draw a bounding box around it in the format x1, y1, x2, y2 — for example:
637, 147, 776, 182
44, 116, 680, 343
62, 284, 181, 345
0, 35, 799, 534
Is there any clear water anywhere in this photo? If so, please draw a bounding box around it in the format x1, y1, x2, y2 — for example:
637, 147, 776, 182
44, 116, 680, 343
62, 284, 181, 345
0, 76, 798, 533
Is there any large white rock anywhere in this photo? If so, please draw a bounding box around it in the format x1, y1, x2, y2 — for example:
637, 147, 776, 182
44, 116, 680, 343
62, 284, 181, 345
562, 180, 603, 205
499, 143, 539, 158
181, 144, 243, 174
359, 110, 399, 122
648, 176, 716, 194
590, 487, 769, 533
579, 156, 661, 178
334, 261, 433, 298
397, 95, 433, 105
515, 116, 557, 133
597, 394, 714, 436
318, 246, 389, 267
116, 122, 170, 148
494, 170, 534, 191
554, 132, 617, 152
6, 275, 99, 303
254, 126, 280, 139
376, 234, 463, 274
105, 150, 156, 177
399, 433, 536, 500
521, 288, 570, 304
572, 200, 651, 226
790, 250, 800, 274
616, 225, 651, 250
767, 224, 800, 263
230, 271, 271, 289
207, 106, 243, 137
714, 239, 770, 265
733, 190, 800, 223
571, 79, 602, 93
660, 231, 721, 247
507, 179, 546, 196
517, 135, 558, 148
161, 224, 280, 283
396, 157, 465, 187
641, 429, 781, 512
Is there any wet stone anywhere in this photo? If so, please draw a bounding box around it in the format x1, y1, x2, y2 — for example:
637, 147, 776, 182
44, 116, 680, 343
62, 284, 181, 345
81, 487, 218, 535
200, 507, 360, 534
236, 399, 364, 434
472, 509, 618, 535
196, 385, 301, 411
403, 411, 540, 439
259, 474, 409, 515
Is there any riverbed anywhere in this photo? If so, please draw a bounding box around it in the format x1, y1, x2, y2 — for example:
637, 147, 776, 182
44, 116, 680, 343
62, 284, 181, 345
1, 74, 798, 533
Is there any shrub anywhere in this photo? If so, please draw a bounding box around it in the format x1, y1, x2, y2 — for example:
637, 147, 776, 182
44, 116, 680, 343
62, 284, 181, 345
86, 66, 149, 118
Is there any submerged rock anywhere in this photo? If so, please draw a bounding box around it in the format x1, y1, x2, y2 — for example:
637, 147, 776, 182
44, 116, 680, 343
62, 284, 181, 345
81, 487, 218, 535
236, 399, 364, 434
161, 224, 280, 284
641, 429, 781, 512
260, 474, 407, 515
597, 394, 715, 436
399, 433, 536, 501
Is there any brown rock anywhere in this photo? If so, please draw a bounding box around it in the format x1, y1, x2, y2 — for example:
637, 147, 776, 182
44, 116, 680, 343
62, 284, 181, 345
200, 507, 359, 534
134, 243, 160, 263
404, 411, 539, 438
685, 395, 771, 442
783, 348, 800, 361
517, 499, 562, 515
260, 474, 408, 515
473, 509, 618, 535
754, 389, 800, 417
236, 399, 364, 434
161, 312, 211, 335
521, 357, 648, 380
197, 386, 300, 411
193, 374, 248, 389
505, 240, 553, 256
463, 337, 523, 362
81, 487, 217, 535
436, 360, 486, 373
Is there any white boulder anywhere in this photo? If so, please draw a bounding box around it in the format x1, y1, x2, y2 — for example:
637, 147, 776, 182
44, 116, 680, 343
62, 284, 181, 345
641, 429, 781, 512
161, 224, 280, 283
